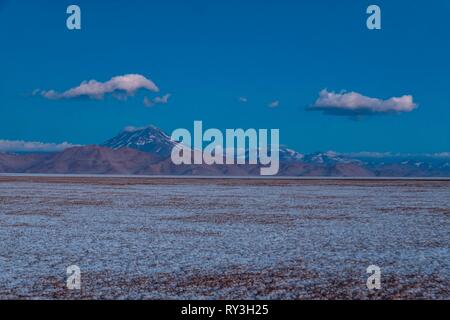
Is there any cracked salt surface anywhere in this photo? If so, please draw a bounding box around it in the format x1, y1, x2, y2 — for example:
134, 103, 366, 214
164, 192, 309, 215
0, 179, 448, 299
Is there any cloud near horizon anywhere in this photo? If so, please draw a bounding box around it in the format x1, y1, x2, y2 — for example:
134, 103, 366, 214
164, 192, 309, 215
310, 89, 417, 116
0, 140, 80, 153
35, 74, 159, 100
339, 151, 450, 159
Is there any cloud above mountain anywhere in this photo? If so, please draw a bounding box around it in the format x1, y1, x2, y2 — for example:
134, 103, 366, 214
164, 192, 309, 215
310, 89, 417, 116
0, 140, 80, 153
35, 74, 159, 100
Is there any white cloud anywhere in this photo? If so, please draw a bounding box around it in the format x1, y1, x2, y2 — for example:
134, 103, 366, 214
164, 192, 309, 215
144, 93, 171, 107
143, 97, 153, 107
311, 89, 417, 116
0, 140, 80, 153
268, 100, 280, 108
238, 97, 248, 103
153, 93, 171, 104
36, 74, 159, 100
432, 152, 450, 158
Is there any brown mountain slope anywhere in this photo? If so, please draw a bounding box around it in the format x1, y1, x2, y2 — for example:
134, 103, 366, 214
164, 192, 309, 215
24, 146, 161, 174
0, 152, 51, 173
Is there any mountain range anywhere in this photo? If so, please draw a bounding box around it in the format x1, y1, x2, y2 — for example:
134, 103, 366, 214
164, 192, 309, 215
1, 125, 450, 177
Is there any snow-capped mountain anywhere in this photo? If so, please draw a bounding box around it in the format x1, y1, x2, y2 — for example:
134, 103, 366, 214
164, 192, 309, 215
279, 147, 305, 162
302, 151, 361, 165
102, 125, 177, 158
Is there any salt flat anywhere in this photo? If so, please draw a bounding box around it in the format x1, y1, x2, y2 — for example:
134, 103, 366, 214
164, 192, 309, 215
0, 176, 448, 299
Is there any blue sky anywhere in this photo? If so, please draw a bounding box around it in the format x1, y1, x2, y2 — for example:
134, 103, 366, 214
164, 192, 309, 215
0, 0, 449, 154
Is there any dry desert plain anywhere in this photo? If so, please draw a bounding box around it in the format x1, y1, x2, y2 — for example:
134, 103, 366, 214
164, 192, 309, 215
0, 175, 449, 299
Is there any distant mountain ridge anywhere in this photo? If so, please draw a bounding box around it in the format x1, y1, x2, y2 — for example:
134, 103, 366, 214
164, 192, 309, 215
1, 125, 450, 177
